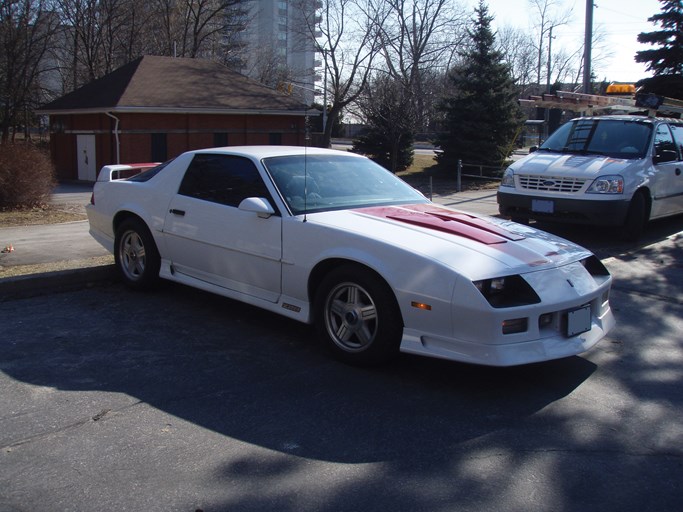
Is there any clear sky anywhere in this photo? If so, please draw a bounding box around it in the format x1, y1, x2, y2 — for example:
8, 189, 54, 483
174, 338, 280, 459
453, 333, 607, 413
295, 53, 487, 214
466, 0, 663, 83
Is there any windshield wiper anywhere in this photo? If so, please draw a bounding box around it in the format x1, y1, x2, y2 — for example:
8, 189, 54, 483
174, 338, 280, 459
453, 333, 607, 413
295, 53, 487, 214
556, 147, 607, 156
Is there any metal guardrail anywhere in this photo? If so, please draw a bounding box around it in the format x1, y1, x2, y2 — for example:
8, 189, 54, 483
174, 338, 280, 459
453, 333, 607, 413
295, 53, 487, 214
423, 160, 503, 199
456, 160, 504, 192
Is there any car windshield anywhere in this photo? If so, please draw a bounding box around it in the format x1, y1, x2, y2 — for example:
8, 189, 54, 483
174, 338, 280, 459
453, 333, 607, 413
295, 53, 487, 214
539, 119, 653, 159
263, 154, 427, 214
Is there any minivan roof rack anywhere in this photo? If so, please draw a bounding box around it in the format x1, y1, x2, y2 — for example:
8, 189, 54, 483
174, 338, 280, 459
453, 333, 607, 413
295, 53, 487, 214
520, 89, 683, 118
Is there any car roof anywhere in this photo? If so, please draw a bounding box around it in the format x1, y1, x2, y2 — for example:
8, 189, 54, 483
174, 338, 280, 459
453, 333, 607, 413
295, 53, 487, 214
190, 145, 361, 160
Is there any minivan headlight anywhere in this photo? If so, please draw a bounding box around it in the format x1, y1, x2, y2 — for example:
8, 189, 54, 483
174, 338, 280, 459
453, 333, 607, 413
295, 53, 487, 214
501, 168, 515, 187
587, 175, 624, 194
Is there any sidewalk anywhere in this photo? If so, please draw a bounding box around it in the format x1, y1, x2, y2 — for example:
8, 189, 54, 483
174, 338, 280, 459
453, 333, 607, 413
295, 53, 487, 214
0, 184, 502, 298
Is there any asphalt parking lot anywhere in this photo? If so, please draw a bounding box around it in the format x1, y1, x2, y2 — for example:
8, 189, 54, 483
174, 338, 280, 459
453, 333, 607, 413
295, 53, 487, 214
1, 192, 682, 511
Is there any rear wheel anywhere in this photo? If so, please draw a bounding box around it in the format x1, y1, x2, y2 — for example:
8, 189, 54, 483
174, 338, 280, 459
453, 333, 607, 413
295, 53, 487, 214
315, 265, 403, 366
114, 218, 160, 290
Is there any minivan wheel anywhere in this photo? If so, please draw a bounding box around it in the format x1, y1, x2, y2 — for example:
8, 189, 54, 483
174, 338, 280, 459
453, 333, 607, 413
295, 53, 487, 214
622, 192, 647, 242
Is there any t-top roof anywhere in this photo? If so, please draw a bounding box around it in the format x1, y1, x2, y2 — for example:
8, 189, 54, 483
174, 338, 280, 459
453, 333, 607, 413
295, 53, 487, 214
39, 55, 313, 115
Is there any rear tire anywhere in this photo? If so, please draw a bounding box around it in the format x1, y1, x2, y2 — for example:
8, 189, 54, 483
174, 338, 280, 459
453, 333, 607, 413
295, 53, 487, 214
114, 218, 160, 290
314, 265, 403, 366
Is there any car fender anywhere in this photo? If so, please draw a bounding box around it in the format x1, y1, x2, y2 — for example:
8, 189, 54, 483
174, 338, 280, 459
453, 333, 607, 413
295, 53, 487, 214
281, 219, 460, 338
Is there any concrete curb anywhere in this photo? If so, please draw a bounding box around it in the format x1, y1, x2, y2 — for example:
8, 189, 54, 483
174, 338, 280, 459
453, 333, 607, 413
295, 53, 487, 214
0, 264, 118, 300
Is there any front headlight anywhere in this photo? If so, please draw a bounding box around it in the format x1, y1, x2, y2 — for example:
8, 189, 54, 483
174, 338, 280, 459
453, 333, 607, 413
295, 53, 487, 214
500, 168, 515, 187
473, 275, 540, 308
587, 175, 624, 194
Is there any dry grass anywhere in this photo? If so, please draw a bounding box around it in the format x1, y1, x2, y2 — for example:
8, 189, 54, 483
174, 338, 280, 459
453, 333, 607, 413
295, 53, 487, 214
400, 153, 440, 176
398, 153, 499, 196
0, 204, 86, 227
0, 255, 114, 279
1, 202, 91, 279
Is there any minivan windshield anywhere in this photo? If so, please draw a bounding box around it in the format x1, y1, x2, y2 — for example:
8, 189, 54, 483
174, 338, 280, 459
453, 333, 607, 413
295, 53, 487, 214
539, 119, 653, 159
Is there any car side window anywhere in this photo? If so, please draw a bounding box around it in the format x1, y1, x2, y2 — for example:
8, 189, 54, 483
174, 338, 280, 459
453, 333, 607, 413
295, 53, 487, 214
653, 124, 678, 159
178, 154, 271, 207
669, 124, 683, 159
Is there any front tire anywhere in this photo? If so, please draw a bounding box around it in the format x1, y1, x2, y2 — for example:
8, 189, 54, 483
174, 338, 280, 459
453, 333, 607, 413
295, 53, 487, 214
622, 192, 648, 242
314, 265, 403, 366
114, 218, 160, 290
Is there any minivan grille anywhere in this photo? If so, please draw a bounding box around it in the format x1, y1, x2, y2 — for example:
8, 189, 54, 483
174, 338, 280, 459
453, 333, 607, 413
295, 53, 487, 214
518, 175, 586, 193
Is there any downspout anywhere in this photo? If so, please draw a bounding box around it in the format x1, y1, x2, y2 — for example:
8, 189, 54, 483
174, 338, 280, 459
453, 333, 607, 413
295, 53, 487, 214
105, 112, 120, 164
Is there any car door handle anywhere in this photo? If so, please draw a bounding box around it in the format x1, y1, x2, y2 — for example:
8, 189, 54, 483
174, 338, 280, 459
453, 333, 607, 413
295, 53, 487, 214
169, 209, 185, 216
676, 168, 681, 176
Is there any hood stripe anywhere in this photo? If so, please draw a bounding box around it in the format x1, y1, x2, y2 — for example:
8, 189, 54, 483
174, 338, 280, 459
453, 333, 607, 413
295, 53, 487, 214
357, 204, 525, 245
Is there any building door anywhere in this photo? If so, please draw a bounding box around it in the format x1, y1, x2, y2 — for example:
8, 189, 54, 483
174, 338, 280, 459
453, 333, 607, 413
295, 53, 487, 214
76, 135, 97, 181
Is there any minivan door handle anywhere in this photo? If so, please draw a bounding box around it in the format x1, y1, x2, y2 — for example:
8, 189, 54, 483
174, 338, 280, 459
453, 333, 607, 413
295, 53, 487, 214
169, 209, 185, 216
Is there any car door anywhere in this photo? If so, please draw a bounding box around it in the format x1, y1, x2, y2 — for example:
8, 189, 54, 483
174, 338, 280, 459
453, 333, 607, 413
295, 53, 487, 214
650, 123, 683, 219
162, 153, 282, 302
666, 122, 683, 215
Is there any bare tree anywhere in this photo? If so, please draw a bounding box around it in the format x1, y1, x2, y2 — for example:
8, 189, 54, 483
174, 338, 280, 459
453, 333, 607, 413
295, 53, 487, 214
497, 24, 536, 92
243, 42, 297, 89
148, 0, 248, 60
0, 0, 60, 141
53, 0, 158, 88
528, 0, 573, 88
297, 0, 384, 147
375, 0, 467, 133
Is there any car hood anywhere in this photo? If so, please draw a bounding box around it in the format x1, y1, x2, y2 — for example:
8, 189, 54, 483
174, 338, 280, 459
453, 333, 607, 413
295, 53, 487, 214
510, 150, 641, 178
310, 204, 591, 280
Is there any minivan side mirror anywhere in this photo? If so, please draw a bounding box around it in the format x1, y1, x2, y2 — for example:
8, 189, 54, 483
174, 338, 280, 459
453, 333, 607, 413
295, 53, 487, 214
653, 149, 678, 164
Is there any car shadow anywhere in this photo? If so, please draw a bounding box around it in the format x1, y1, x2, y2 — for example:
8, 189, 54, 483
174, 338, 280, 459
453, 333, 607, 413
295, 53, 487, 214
1, 281, 596, 464
530, 213, 683, 256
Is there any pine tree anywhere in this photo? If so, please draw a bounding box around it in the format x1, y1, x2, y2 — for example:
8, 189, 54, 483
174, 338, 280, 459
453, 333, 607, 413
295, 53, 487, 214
352, 75, 415, 173
436, 0, 523, 170
635, 0, 683, 99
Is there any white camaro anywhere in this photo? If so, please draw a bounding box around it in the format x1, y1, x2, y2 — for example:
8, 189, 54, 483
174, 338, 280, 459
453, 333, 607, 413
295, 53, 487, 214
87, 146, 615, 366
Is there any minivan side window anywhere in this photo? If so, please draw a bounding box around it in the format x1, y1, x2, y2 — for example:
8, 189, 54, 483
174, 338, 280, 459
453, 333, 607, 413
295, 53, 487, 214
653, 124, 678, 160
668, 124, 683, 159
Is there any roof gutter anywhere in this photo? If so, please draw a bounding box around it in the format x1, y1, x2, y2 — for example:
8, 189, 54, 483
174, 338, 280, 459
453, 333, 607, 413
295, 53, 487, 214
105, 112, 121, 164
36, 107, 320, 117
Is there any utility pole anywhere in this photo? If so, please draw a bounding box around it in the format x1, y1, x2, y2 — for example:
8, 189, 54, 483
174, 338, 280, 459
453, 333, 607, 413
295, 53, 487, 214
547, 25, 554, 93
583, 0, 593, 93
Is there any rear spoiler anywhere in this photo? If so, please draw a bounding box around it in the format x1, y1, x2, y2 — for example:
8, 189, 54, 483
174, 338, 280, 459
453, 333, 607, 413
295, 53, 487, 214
96, 163, 161, 182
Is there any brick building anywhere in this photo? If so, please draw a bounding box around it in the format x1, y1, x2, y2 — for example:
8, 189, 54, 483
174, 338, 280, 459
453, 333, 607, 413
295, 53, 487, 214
38, 55, 317, 181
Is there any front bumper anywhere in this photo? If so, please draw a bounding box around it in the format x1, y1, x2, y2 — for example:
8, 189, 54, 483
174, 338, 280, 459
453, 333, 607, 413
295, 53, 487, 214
497, 190, 631, 225
399, 306, 615, 366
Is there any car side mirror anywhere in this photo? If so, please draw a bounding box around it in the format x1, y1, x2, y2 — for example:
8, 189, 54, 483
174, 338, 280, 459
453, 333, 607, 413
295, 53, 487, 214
238, 197, 276, 218
529, 146, 538, 153
653, 149, 678, 164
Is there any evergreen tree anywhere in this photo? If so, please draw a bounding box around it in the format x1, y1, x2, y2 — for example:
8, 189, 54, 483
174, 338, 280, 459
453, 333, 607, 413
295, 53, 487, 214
635, 0, 683, 99
436, 0, 523, 169
352, 75, 415, 173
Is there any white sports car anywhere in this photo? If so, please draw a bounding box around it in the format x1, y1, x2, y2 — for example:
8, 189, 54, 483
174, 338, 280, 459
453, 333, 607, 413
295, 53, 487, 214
87, 146, 615, 366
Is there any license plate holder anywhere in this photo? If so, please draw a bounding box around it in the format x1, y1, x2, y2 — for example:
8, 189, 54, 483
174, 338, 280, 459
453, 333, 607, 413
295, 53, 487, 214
566, 305, 591, 337
532, 199, 554, 214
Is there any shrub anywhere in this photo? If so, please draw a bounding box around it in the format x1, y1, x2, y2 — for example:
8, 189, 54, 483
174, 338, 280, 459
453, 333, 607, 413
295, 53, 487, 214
0, 143, 56, 209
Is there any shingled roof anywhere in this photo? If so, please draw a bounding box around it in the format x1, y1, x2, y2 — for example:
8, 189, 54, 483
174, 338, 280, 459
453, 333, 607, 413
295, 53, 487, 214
39, 55, 312, 115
